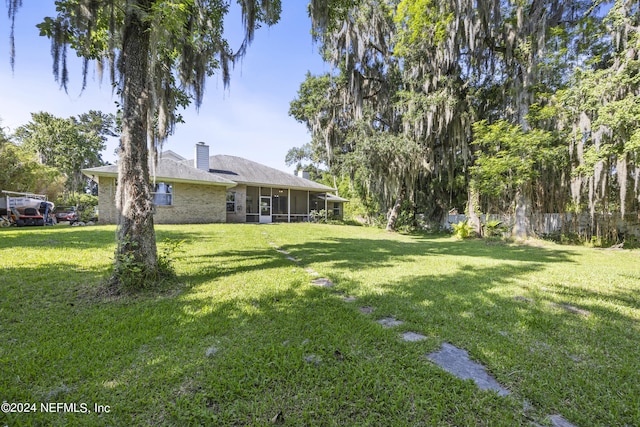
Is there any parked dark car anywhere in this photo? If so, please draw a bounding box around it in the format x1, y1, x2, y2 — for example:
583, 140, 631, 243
54, 206, 78, 224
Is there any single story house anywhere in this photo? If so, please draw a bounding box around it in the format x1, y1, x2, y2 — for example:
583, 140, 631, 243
82, 142, 347, 224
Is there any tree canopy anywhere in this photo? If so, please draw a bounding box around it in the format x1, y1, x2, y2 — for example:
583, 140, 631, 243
0, 119, 66, 199
14, 111, 114, 194
290, 0, 640, 238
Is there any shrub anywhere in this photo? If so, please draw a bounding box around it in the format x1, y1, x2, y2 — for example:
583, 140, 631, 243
623, 235, 639, 249
309, 209, 328, 223
484, 219, 507, 237
451, 220, 474, 239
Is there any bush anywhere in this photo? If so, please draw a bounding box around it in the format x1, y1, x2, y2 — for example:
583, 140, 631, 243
540, 232, 583, 245
309, 209, 329, 223
483, 219, 509, 237
451, 220, 474, 239
623, 235, 640, 249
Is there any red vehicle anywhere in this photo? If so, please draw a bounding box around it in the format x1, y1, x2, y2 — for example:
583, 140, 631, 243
15, 207, 46, 226
54, 206, 78, 224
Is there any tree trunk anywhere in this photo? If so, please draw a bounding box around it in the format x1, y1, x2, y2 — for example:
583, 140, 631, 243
466, 186, 482, 236
386, 185, 406, 232
512, 187, 531, 239
112, 0, 158, 286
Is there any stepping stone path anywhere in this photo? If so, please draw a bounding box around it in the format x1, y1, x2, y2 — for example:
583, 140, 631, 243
547, 414, 579, 427
274, 247, 298, 261
305, 267, 320, 276
401, 331, 427, 342
304, 354, 322, 365
376, 317, 404, 327
268, 238, 577, 427
205, 346, 218, 358
269, 241, 318, 272
427, 342, 511, 397
550, 302, 591, 317
310, 278, 334, 288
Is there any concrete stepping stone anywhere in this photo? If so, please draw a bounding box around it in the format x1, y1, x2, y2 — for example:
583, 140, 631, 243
285, 255, 300, 262
359, 306, 375, 314
377, 317, 403, 327
514, 295, 534, 303
310, 278, 334, 288
402, 331, 426, 342
550, 302, 591, 316
304, 267, 319, 276
304, 354, 322, 365
548, 414, 578, 427
427, 342, 510, 396
342, 296, 357, 302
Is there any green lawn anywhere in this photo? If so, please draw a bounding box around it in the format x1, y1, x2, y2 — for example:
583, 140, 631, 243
1, 223, 638, 426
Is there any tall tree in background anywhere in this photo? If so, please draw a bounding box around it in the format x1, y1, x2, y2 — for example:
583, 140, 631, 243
555, 1, 640, 237
14, 111, 114, 194
293, 2, 426, 231
304, 0, 639, 239
0, 119, 66, 198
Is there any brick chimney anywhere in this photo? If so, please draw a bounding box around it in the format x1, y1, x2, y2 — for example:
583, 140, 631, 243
195, 142, 209, 171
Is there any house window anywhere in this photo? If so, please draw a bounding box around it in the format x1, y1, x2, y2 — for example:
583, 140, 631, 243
226, 191, 236, 212
331, 203, 341, 217
152, 182, 173, 206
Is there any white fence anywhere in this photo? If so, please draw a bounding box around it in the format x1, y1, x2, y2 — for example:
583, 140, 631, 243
445, 212, 640, 238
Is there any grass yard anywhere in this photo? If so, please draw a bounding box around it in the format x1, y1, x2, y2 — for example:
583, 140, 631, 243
1, 223, 639, 426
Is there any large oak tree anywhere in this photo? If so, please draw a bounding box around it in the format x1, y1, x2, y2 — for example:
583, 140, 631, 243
299, 0, 640, 239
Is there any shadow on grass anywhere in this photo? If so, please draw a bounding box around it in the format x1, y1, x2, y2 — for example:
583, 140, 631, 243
1, 227, 638, 426
0, 225, 223, 251
276, 235, 577, 271
0, 241, 540, 425
173, 233, 576, 288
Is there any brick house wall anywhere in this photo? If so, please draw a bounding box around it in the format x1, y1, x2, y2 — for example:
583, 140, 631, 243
97, 177, 118, 224
154, 182, 226, 224
96, 178, 227, 224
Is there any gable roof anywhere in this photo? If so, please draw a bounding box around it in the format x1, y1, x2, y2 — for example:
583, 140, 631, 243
82, 158, 236, 187
189, 155, 335, 191
83, 153, 336, 193
160, 150, 186, 162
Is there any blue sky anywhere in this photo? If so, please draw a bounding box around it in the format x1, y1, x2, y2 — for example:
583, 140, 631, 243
1, 1, 329, 172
